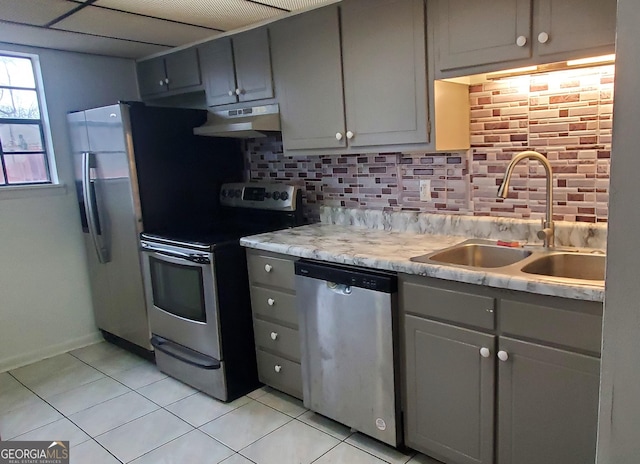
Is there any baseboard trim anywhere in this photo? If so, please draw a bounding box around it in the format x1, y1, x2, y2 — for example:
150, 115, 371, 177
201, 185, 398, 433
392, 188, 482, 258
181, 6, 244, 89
0, 331, 104, 373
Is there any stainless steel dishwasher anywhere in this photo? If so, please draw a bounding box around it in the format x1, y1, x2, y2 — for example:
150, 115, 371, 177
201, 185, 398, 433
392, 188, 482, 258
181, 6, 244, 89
295, 260, 401, 447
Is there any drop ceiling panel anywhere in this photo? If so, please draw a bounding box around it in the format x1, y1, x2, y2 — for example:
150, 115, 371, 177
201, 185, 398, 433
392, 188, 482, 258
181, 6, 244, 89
95, 0, 284, 30
53, 6, 219, 46
257, 0, 335, 10
0, 21, 169, 58
0, 0, 78, 26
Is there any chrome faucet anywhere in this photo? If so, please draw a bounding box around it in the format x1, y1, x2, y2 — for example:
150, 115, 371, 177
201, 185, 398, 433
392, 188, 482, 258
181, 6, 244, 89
497, 150, 555, 248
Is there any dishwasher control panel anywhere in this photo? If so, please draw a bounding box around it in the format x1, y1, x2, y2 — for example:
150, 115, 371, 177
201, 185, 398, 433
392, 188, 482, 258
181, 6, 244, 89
295, 260, 397, 293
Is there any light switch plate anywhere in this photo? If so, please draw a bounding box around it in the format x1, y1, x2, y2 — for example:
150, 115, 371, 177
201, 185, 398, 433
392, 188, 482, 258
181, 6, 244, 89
420, 180, 431, 201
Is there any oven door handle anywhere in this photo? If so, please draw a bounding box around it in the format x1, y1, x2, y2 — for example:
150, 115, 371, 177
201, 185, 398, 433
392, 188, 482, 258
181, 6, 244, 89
141, 245, 211, 264
151, 336, 221, 370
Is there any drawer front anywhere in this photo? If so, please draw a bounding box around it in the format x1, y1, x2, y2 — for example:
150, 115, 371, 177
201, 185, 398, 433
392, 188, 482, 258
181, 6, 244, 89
254, 319, 301, 361
247, 253, 296, 290
256, 350, 302, 399
250, 285, 298, 327
500, 299, 603, 354
402, 280, 496, 330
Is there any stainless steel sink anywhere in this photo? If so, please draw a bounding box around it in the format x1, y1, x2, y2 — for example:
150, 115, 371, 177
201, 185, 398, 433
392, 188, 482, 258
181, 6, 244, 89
520, 253, 605, 281
412, 241, 532, 268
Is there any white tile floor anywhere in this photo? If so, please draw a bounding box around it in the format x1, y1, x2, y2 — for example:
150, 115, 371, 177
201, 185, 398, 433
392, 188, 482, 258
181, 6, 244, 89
0, 341, 442, 464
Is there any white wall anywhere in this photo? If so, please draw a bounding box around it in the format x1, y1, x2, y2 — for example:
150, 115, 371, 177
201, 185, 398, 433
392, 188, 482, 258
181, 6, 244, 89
0, 44, 139, 372
596, 0, 640, 462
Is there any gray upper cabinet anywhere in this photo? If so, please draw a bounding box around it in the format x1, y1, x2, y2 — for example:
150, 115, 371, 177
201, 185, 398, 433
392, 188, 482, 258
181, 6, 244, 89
534, 0, 617, 58
137, 48, 201, 98
200, 28, 273, 107
404, 315, 495, 464
434, 0, 532, 72
434, 0, 617, 77
497, 337, 600, 464
341, 0, 428, 147
270, 5, 347, 150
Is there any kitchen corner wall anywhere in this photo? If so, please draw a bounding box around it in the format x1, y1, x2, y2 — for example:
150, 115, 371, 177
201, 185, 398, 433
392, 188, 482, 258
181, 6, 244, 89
245, 65, 613, 224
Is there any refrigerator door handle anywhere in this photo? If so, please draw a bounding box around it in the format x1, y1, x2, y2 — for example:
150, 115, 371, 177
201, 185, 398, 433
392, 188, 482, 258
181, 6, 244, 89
82, 152, 109, 264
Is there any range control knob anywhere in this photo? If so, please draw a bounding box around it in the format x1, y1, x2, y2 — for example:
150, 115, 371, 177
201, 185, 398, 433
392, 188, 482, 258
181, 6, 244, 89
265, 192, 272, 199
280, 191, 289, 201
234, 189, 242, 198
273, 191, 281, 200
221, 189, 228, 197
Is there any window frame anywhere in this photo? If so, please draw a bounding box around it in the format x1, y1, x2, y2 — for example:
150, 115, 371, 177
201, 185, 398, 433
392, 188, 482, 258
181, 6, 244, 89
0, 51, 58, 189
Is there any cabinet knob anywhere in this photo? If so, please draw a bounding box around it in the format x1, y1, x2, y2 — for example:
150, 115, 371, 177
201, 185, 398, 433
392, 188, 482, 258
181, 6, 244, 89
346, 130, 354, 140
158, 80, 164, 86
267, 298, 275, 306
538, 32, 549, 44
164, 78, 170, 84
270, 332, 278, 340
516, 35, 527, 47
228, 90, 234, 96
497, 350, 509, 362
235, 88, 242, 96
486, 308, 494, 313
264, 264, 273, 273
274, 364, 282, 373
335, 132, 344, 141
480, 347, 491, 358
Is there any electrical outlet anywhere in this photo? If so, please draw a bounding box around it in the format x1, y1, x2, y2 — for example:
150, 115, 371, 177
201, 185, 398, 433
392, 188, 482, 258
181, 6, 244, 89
420, 180, 431, 201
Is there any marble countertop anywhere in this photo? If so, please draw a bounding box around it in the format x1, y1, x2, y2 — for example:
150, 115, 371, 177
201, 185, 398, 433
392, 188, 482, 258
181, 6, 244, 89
240, 223, 604, 302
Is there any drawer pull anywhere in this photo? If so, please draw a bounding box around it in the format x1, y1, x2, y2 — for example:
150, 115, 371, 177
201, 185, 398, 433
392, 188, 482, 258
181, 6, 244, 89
270, 332, 279, 340
274, 364, 282, 373
497, 350, 509, 362
264, 264, 273, 273
267, 298, 275, 306
480, 347, 491, 358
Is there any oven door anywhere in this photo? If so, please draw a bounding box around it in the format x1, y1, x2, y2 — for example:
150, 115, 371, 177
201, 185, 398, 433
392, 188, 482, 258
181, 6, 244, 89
141, 244, 221, 361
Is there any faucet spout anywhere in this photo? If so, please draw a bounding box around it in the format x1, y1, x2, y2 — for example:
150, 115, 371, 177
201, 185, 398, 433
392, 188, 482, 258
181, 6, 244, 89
497, 150, 555, 248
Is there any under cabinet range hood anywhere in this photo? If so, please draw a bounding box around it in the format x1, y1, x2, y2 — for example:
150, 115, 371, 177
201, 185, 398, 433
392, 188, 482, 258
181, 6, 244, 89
194, 104, 280, 138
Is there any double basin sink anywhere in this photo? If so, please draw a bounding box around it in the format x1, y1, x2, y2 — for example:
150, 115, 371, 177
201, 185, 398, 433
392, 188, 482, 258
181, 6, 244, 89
411, 239, 605, 284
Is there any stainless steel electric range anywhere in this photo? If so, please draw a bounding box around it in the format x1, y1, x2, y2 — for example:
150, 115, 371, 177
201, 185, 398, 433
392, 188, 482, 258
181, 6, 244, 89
139, 182, 304, 402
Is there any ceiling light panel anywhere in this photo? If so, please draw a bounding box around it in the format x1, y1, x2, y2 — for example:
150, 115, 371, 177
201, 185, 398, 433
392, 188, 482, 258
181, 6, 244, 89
0, 0, 78, 26
0, 21, 168, 58
53, 6, 219, 46
256, 0, 335, 11
95, 0, 283, 31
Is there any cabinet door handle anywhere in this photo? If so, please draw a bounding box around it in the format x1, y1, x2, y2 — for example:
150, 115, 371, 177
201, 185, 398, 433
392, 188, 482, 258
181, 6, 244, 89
538, 32, 549, 44
158, 80, 164, 86
516, 35, 527, 47
497, 350, 509, 362
264, 264, 273, 273
267, 298, 275, 306
335, 132, 344, 141
480, 347, 491, 358
274, 364, 282, 373
270, 332, 278, 340
228, 90, 235, 96
235, 88, 242, 96
486, 308, 494, 313
164, 78, 170, 84
346, 130, 354, 140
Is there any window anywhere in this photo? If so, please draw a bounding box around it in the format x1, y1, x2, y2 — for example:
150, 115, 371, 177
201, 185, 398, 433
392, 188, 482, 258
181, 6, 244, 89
0, 53, 52, 186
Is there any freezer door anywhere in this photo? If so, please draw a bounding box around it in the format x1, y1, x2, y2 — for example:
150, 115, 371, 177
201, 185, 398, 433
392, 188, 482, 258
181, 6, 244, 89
83, 104, 150, 349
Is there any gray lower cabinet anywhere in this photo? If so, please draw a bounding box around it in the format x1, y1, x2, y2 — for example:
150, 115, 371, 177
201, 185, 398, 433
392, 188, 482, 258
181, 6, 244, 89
497, 337, 600, 464
433, 0, 617, 77
401, 275, 601, 464
199, 28, 273, 107
137, 48, 201, 98
404, 316, 495, 464
246, 249, 302, 399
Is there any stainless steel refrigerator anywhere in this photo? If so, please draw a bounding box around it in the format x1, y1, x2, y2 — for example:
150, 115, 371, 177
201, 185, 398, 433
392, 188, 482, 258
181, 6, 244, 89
68, 102, 243, 351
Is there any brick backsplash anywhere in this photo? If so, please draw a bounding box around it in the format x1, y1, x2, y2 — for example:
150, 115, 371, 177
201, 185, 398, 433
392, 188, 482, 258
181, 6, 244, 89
244, 65, 613, 224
